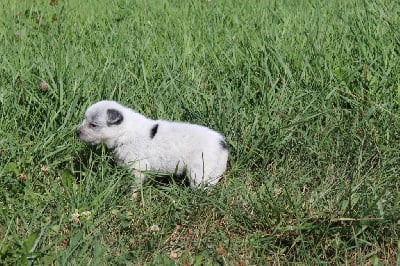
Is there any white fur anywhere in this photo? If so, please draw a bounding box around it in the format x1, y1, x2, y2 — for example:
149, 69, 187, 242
77, 100, 228, 188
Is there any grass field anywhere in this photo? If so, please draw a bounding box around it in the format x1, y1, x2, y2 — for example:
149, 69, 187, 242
1, 0, 400, 264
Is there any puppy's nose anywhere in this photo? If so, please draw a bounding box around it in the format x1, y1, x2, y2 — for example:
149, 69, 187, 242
76, 128, 81, 138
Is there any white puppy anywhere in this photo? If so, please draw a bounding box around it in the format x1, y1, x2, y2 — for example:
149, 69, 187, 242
77, 100, 228, 188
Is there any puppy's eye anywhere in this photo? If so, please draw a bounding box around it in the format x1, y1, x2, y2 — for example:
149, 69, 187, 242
89, 123, 98, 128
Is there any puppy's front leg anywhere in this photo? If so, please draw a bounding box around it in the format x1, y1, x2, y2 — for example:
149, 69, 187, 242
132, 170, 146, 188
130, 161, 148, 199
131, 170, 146, 200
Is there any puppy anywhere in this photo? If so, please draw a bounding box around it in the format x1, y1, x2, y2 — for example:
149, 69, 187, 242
77, 100, 228, 189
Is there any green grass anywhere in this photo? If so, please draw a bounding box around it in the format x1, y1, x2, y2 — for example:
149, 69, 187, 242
1, 0, 399, 264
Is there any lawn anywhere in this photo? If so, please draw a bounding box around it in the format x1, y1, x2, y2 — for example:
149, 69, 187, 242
1, 0, 399, 264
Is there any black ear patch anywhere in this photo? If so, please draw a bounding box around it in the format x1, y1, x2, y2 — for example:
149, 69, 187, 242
150, 124, 159, 139
107, 109, 123, 126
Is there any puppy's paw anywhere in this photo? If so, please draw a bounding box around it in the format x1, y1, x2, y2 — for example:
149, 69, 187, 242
131, 191, 139, 200
131, 184, 140, 200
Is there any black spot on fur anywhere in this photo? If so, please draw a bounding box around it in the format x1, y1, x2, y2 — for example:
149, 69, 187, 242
220, 139, 227, 150
107, 109, 123, 126
150, 124, 159, 139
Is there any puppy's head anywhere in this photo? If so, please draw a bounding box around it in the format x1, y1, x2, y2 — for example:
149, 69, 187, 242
77, 101, 124, 148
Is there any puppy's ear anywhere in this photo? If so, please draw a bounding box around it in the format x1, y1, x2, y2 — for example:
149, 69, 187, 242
107, 109, 123, 126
